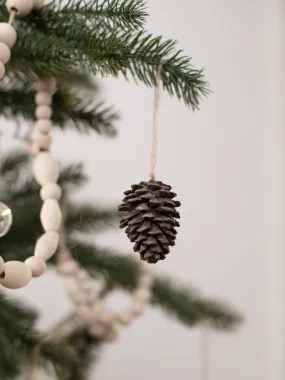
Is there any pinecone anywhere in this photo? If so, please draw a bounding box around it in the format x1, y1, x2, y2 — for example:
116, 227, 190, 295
118, 180, 181, 263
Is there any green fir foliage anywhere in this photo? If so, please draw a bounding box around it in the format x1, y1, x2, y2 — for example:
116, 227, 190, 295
0, 0, 209, 115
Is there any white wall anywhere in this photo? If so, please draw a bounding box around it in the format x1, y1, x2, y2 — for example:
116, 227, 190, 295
2, 1, 284, 379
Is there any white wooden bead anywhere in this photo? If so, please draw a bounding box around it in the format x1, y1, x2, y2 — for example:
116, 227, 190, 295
40, 199, 62, 232
0, 42, 10, 64
34, 231, 59, 260
0, 256, 4, 275
77, 305, 93, 324
35, 119, 53, 134
86, 290, 98, 304
0, 261, 32, 289
66, 278, 84, 302
82, 278, 93, 292
25, 256, 46, 277
35, 78, 56, 93
99, 309, 114, 323
102, 327, 119, 342
0, 62, 5, 80
35, 105, 52, 120
57, 260, 78, 275
130, 301, 146, 316
138, 274, 154, 287
133, 288, 151, 302
33, 0, 44, 8
57, 249, 70, 262
139, 261, 152, 274
77, 269, 89, 281
34, 134, 52, 151
0, 23, 17, 48
115, 311, 133, 326
35, 91, 52, 106
92, 301, 104, 317
89, 323, 106, 337
6, 0, 33, 16
29, 142, 39, 156
33, 152, 60, 186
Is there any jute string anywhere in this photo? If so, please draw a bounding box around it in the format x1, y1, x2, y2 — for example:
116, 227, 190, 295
8, 10, 16, 24
149, 62, 164, 181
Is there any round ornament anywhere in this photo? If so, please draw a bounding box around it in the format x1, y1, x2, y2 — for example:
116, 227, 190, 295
0, 202, 12, 237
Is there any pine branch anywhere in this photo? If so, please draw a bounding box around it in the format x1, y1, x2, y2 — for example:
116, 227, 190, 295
66, 202, 120, 234
31, 0, 148, 31
58, 163, 89, 191
0, 79, 118, 136
61, 328, 100, 380
0, 160, 88, 203
66, 240, 243, 330
0, 293, 79, 379
5, 18, 209, 108
0, 150, 30, 179
120, 32, 209, 108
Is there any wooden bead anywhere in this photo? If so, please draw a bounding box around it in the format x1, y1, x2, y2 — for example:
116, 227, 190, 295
0, 42, 10, 64
57, 260, 78, 275
33, 152, 60, 186
40, 199, 62, 232
115, 311, 133, 326
6, 0, 33, 16
138, 274, 154, 287
129, 301, 146, 316
0, 62, 5, 80
40, 183, 62, 201
35, 78, 56, 93
66, 278, 83, 302
57, 249, 70, 262
102, 327, 119, 342
77, 269, 89, 281
82, 278, 93, 292
25, 256, 46, 277
33, 0, 44, 8
35, 105, 52, 120
0, 261, 32, 289
77, 305, 93, 324
89, 323, 106, 337
34, 134, 52, 151
0, 23, 17, 48
35, 92, 52, 106
34, 231, 59, 261
35, 119, 53, 134
98, 309, 114, 323
86, 290, 98, 304
92, 301, 104, 317
29, 142, 39, 157
133, 288, 151, 302
0, 256, 4, 275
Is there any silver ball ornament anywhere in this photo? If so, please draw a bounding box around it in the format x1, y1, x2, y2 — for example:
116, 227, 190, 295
0, 202, 12, 237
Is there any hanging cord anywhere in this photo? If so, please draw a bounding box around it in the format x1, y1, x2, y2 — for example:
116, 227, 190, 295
149, 62, 164, 181
201, 323, 210, 380
8, 10, 16, 24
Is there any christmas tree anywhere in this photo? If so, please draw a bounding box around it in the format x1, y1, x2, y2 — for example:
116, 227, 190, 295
0, 0, 242, 378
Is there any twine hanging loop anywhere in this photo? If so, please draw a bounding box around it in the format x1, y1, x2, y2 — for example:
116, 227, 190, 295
149, 62, 164, 181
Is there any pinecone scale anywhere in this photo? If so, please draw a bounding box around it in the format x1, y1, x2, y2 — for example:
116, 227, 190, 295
119, 180, 181, 263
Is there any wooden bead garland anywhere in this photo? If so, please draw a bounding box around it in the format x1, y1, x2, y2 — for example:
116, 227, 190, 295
0, 5, 63, 289
57, 240, 154, 342
0, 4, 155, 345
0, 75, 61, 288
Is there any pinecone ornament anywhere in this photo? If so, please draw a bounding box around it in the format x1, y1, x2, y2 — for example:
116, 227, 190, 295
118, 180, 181, 263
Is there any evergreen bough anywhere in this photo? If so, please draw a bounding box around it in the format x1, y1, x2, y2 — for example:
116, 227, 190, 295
0, 0, 240, 378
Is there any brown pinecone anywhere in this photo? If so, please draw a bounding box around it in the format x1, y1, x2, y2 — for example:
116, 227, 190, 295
118, 180, 181, 263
